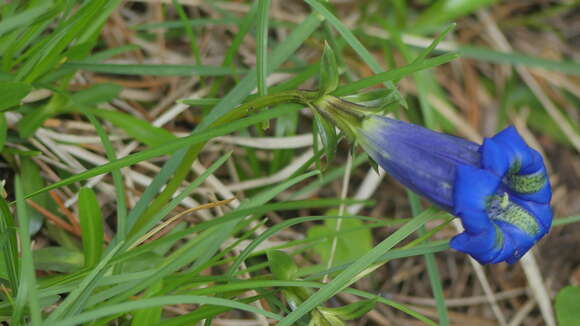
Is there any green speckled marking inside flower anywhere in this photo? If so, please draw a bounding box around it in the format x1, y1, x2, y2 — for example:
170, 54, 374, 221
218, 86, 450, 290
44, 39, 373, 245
504, 171, 547, 194
508, 159, 522, 174
487, 193, 540, 236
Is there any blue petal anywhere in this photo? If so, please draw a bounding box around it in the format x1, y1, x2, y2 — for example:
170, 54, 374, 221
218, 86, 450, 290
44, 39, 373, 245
361, 116, 481, 166
479, 138, 510, 177
494, 221, 536, 264
359, 116, 482, 211
491, 126, 543, 174
450, 228, 501, 264
453, 165, 499, 234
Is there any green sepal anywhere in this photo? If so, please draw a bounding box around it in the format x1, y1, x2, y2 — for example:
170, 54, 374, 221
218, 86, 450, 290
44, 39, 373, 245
343, 88, 407, 113
313, 110, 338, 164
318, 42, 339, 97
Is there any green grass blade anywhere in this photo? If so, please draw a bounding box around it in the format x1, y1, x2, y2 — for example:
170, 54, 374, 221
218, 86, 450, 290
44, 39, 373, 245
333, 52, 458, 96
277, 208, 439, 326
408, 193, 449, 326
82, 109, 128, 242
62, 62, 245, 76
13, 175, 42, 325
51, 295, 281, 326
459, 45, 580, 75
0, 195, 19, 290
171, 0, 202, 66
0, 2, 53, 37
256, 0, 271, 100
197, 13, 322, 129
305, 0, 394, 89
127, 152, 231, 244
43, 241, 125, 324
21, 104, 302, 201
78, 188, 105, 268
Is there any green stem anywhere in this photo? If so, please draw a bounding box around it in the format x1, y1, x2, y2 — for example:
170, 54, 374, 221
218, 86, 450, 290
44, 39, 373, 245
131, 91, 313, 234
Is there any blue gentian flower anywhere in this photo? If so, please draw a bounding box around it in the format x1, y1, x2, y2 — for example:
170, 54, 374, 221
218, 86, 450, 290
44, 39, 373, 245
314, 96, 552, 264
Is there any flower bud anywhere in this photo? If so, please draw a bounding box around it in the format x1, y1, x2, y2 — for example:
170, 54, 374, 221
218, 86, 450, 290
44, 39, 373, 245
313, 96, 552, 264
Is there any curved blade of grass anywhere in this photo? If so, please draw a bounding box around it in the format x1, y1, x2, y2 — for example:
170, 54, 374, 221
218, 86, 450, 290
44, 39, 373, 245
43, 241, 125, 324
136, 13, 323, 249
305, 240, 450, 280
277, 208, 438, 326
0, 195, 19, 290
62, 62, 244, 76
126, 152, 231, 245
0, 2, 53, 36
17, 0, 122, 83
51, 295, 281, 326
408, 193, 449, 326
13, 175, 42, 326
256, 0, 271, 99
21, 103, 301, 201
333, 52, 458, 96
78, 188, 104, 268
116, 199, 369, 265
171, 0, 202, 66
305, 0, 394, 89
228, 214, 378, 277
198, 13, 322, 129
193, 170, 320, 276
185, 280, 435, 325
82, 109, 128, 243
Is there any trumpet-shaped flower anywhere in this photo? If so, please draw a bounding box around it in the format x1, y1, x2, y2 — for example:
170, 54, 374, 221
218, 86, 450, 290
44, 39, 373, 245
315, 96, 552, 264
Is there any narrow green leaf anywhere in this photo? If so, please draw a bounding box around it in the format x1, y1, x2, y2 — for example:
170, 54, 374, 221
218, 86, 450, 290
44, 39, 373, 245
21, 102, 301, 202
81, 107, 128, 245
78, 187, 104, 268
20, 157, 48, 235
126, 152, 231, 245
130, 281, 163, 326
0, 81, 32, 111
416, 0, 498, 28
43, 241, 125, 323
334, 53, 459, 96
318, 42, 339, 96
13, 175, 42, 325
71, 83, 122, 106
0, 2, 53, 36
197, 13, 322, 130
256, 0, 271, 98
90, 109, 176, 147
0, 113, 6, 151
305, 0, 394, 90
278, 209, 438, 326
171, 0, 202, 66
0, 195, 19, 293
408, 193, 449, 326
18, 92, 70, 138
33, 247, 84, 273
51, 296, 281, 326
62, 62, 244, 76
